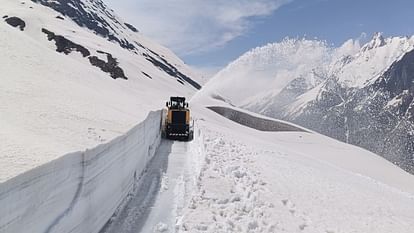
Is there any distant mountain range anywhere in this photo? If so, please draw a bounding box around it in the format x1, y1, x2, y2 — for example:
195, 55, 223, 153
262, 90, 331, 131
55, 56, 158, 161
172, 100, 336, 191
210, 33, 414, 173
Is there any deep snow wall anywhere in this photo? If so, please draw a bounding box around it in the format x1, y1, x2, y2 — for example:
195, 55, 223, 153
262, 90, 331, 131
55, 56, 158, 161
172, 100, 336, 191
0, 111, 162, 233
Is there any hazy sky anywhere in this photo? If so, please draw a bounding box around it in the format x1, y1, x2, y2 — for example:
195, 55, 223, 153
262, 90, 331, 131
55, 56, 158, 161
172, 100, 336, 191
105, 0, 414, 76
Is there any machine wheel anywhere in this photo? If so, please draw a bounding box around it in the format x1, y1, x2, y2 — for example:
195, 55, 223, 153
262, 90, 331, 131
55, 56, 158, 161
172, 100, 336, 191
187, 130, 194, 141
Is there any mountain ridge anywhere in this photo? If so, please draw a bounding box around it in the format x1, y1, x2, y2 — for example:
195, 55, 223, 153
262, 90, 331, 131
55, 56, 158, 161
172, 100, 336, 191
208, 32, 414, 173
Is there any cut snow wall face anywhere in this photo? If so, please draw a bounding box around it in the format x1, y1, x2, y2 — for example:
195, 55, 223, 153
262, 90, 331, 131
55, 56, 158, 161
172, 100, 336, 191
0, 111, 162, 233
207, 106, 307, 132
189, 122, 206, 185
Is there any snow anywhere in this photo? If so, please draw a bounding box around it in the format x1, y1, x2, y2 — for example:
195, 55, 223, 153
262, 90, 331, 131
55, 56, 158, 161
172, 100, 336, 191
175, 98, 414, 233
0, 0, 200, 182
206, 33, 414, 120
1, 1, 414, 233
287, 34, 414, 116
386, 94, 404, 108
283, 83, 323, 118
204, 38, 333, 106
336, 33, 414, 88
100, 123, 206, 233
0, 110, 162, 233
3, 89, 414, 233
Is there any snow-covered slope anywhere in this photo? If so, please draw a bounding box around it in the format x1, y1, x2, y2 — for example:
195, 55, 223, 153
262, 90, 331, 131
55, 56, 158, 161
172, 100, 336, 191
285, 34, 414, 173
334, 33, 414, 88
285, 33, 414, 118
207, 33, 414, 173
175, 94, 414, 233
0, 0, 201, 182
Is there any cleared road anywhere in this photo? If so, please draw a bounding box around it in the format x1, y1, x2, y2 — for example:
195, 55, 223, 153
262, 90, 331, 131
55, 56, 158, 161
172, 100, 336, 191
100, 139, 191, 233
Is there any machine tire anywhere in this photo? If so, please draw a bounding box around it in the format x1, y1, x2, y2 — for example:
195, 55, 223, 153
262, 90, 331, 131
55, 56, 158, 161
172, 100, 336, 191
187, 130, 194, 141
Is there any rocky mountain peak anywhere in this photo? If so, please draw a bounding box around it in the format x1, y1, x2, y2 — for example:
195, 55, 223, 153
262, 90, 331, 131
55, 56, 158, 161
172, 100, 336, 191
361, 32, 386, 52
26, 0, 201, 90
31, 0, 138, 50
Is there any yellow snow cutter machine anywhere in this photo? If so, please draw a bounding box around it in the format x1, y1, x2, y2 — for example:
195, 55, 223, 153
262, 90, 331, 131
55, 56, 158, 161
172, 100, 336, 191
162, 96, 193, 141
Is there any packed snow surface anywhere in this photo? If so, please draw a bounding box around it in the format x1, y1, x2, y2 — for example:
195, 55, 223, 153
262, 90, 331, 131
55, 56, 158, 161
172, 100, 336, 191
101, 138, 202, 233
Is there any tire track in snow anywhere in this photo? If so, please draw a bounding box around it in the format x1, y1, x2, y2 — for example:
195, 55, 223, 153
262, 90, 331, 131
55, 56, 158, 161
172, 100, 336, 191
100, 139, 192, 233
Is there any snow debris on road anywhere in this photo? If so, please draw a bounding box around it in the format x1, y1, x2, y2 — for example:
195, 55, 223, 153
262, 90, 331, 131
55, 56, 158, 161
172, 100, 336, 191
177, 121, 414, 233
154, 222, 169, 232
179, 129, 281, 232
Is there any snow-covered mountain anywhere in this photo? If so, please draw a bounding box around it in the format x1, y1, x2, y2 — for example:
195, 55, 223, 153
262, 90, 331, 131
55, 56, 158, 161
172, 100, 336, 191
207, 33, 414, 173
0, 0, 201, 181
2, 2, 414, 233
206, 38, 334, 107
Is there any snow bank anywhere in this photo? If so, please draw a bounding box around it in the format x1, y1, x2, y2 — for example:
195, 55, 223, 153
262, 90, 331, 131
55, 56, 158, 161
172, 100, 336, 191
0, 0, 200, 182
99, 120, 207, 233
0, 111, 162, 233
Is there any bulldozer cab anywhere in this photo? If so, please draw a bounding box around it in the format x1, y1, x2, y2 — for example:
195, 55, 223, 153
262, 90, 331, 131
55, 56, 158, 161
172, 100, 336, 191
166, 97, 188, 109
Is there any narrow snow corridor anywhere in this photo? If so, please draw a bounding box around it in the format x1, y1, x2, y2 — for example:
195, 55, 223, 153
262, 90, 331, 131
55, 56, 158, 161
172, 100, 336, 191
100, 139, 192, 233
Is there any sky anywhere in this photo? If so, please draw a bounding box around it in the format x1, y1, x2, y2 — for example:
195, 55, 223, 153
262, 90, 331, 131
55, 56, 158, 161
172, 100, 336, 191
105, 0, 414, 77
